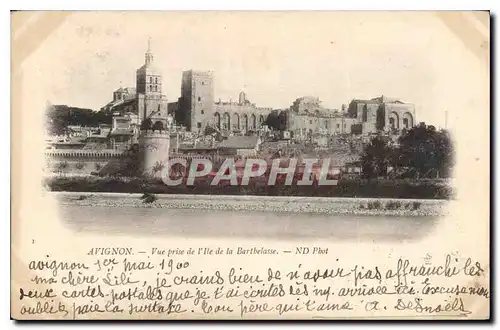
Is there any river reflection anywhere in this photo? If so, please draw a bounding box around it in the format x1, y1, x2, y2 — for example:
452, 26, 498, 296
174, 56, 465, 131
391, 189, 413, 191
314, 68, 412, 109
58, 205, 440, 242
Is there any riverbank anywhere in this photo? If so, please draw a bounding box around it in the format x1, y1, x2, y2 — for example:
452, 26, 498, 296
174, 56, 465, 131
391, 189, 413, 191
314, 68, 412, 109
45, 175, 454, 200
51, 192, 449, 217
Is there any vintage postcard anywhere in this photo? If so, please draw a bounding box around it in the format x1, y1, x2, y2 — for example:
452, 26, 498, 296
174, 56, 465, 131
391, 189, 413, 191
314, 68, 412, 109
11, 11, 490, 320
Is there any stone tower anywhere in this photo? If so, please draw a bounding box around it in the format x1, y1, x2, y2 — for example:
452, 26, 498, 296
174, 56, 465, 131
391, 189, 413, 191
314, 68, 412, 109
179, 70, 214, 133
136, 38, 168, 126
138, 130, 170, 178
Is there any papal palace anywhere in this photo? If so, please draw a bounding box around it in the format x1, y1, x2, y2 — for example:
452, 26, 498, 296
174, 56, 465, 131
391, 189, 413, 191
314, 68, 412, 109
100, 40, 416, 140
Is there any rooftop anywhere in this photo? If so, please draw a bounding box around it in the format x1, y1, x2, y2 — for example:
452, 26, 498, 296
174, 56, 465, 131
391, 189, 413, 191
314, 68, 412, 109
110, 128, 134, 136
352, 95, 408, 104
137, 62, 161, 75
219, 135, 260, 149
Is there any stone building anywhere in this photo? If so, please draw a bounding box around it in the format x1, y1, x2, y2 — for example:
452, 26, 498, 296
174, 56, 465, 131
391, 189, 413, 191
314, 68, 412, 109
177, 70, 215, 134
284, 95, 416, 140
218, 135, 262, 156
177, 70, 271, 135
135, 40, 169, 127
100, 44, 416, 141
100, 87, 138, 115
213, 92, 271, 135
100, 39, 170, 128
284, 96, 358, 141
347, 95, 416, 134
109, 113, 140, 151
138, 130, 170, 177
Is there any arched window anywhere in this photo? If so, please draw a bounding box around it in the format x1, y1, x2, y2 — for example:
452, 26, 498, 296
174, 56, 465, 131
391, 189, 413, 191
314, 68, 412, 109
402, 112, 413, 129
232, 113, 240, 130
150, 85, 153, 92
362, 107, 368, 122
242, 114, 248, 131
155, 85, 158, 92
223, 113, 231, 130
155, 77, 158, 84
150, 77, 153, 83
388, 112, 400, 130
214, 113, 221, 127
403, 118, 409, 129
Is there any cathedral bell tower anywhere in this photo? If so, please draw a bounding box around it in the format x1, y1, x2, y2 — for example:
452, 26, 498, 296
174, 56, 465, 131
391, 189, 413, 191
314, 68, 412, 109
136, 38, 162, 96
136, 38, 167, 124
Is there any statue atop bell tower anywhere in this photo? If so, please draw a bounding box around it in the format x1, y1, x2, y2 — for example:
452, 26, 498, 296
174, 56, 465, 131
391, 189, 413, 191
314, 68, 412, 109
145, 37, 153, 65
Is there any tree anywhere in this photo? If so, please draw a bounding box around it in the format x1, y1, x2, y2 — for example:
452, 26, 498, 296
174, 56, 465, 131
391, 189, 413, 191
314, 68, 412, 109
265, 110, 287, 131
360, 136, 394, 179
398, 122, 454, 178
204, 125, 222, 142
45, 104, 113, 135
140, 118, 153, 131
204, 124, 219, 136
152, 161, 165, 175
265, 112, 281, 130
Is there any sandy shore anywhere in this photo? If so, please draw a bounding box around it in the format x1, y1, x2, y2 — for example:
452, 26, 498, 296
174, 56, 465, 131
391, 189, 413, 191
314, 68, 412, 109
50, 191, 449, 217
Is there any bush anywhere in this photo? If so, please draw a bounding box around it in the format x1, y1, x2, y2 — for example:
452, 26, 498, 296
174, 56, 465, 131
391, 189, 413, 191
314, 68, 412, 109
141, 192, 158, 204
152, 161, 165, 174
385, 201, 402, 210
367, 201, 382, 210
44, 176, 454, 200
75, 162, 85, 170
412, 201, 422, 210
95, 163, 102, 171
55, 161, 69, 173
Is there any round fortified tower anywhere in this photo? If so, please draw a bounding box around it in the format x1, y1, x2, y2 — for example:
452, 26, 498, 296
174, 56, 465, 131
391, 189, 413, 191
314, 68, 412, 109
138, 130, 170, 178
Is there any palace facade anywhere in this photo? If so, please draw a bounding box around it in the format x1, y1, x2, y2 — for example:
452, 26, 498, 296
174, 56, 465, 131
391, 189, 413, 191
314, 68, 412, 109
100, 40, 416, 140
283, 95, 416, 140
176, 70, 272, 135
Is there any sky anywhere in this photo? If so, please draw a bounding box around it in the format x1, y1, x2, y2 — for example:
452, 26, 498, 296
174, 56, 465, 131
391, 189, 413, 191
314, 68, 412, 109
22, 11, 489, 129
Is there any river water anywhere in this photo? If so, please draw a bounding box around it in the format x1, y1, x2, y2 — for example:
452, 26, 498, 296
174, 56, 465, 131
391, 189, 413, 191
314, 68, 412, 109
59, 205, 439, 243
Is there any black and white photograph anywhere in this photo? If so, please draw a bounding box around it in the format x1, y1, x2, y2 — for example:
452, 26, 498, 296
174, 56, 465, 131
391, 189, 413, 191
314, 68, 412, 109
11, 10, 490, 320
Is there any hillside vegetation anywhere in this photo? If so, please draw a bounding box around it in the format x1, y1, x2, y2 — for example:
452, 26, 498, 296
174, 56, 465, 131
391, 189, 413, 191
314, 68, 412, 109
46, 105, 112, 135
